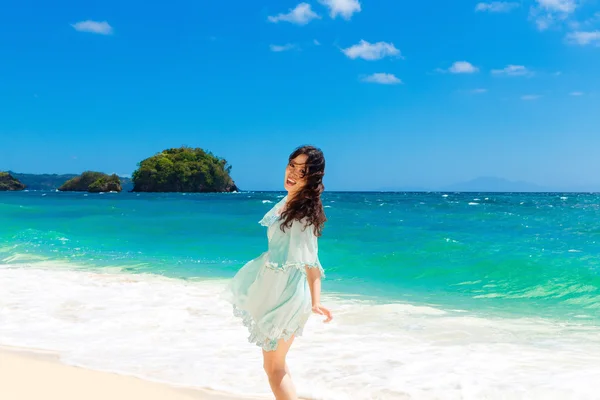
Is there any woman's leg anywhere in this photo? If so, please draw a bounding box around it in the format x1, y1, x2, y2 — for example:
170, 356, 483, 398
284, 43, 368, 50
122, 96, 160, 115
262, 336, 297, 400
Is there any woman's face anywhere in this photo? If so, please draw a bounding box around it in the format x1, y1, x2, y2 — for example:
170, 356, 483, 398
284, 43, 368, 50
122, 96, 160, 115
284, 154, 308, 194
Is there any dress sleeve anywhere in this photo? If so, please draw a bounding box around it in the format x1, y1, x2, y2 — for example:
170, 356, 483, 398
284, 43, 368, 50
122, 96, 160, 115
259, 196, 288, 227
286, 219, 325, 278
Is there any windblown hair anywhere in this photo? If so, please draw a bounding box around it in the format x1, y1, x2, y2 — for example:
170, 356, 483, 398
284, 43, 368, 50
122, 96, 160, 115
280, 145, 327, 236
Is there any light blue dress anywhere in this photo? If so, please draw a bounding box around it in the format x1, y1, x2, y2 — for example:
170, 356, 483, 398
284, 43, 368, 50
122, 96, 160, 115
225, 196, 325, 351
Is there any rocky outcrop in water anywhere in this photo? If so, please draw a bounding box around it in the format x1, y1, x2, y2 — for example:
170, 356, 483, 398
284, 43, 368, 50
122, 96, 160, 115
58, 172, 122, 193
0, 172, 26, 191
132, 147, 238, 192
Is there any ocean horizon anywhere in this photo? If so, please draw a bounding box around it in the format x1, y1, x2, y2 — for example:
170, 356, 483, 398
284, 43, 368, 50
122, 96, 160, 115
1, 191, 600, 399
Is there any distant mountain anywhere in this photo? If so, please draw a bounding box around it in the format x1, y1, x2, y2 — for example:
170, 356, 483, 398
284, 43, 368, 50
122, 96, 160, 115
374, 186, 430, 192
8, 171, 133, 191
442, 177, 546, 192
120, 177, 133, 191
9, 172, 77, 191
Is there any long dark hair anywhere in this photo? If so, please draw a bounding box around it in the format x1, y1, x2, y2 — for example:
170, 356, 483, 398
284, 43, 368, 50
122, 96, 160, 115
280, 145, 327, 236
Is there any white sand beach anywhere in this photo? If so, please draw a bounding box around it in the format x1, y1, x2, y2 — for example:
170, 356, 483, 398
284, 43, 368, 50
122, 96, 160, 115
0, 346, 260, 400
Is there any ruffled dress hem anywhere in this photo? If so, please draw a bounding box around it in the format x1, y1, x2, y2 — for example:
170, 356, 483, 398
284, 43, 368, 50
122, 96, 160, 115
232, 306, 304, 352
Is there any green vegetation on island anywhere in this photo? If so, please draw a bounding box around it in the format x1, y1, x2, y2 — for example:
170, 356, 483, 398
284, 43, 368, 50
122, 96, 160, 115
0, 172, 26, 191
58, 171, 122, 193
132, 147, 238, 193
8, 171, 133, 191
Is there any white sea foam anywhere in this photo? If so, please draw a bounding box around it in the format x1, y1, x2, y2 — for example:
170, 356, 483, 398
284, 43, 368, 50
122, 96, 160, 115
1, 264, 600, 400
453, 280, 483, 286
262, 200, 273, 204
468, 202, 479, 206
442, 194, 449, 198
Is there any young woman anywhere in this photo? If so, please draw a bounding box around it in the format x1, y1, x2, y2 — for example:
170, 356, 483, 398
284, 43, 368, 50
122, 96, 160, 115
226, 145, 332, 400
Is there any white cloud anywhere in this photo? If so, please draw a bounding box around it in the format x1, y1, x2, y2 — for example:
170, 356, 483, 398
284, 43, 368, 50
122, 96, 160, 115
583, 12, 600, 26
314, 39, 321, 46
71, 20, 113, 35
342, 40, 400, 60
570, 91, 584, 96
475, 2, 520, 13
491, 65, 532, 76
361, 73, 402, 85
521, 94, 541, 100
536, 0, 576, 13
530, 0, 577, 31
570, 12, 600, 31
566, 30, 600, 45
448, 61, 479, 74
471, 88, 488, 94
319, 0, 361, 20
270, 43, 296, 52
268, 3, 321, 25
533, 14, 556, 30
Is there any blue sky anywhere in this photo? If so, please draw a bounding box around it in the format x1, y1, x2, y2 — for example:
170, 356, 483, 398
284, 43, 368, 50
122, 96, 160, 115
1, 0, 599, 191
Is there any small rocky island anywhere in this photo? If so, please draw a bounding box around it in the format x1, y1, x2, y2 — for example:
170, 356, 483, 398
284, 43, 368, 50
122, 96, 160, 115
58, 172, 122, 193
132, 147, 238, 192
0, 172, 26, 191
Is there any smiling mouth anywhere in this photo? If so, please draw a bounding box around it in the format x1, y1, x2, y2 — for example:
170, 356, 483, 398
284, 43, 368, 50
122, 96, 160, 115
286, 178, 296, 186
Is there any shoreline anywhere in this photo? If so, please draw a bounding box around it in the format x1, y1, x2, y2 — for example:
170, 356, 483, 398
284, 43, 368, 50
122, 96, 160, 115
0, 345, 265, 400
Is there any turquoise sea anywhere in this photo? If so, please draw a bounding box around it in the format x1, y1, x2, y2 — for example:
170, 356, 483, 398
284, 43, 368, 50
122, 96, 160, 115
1, 191, 600, 399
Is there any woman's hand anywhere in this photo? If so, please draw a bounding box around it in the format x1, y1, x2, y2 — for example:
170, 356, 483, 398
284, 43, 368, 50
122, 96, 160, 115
312, 304, 333, 323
